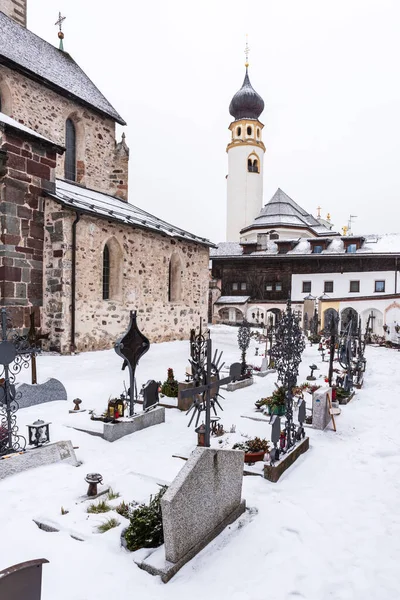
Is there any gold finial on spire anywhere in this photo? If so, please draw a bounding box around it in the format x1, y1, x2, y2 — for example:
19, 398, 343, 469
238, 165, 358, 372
55, 12, 66, 51
244, 34, 250, 68
326, 212, 331, 222
317, 206, 321, 218
342, 225, 348, 236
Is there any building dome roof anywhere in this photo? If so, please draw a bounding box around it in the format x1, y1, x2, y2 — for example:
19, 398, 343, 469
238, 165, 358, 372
229, 68, 264, 121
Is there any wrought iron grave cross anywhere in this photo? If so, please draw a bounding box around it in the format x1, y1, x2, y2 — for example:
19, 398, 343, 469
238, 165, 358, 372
114, 311, 150, 416
181, 332, 234, 447
0, 308, 38, 456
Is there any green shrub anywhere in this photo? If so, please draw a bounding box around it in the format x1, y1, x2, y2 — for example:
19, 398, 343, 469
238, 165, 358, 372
161, 368, 178, 397
124, 486, 168, 551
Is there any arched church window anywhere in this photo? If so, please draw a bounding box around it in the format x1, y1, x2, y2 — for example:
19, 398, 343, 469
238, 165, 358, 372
237, 126, 241, 137
247, 126, 252, 136
102, 244, 110, 300
65, 118, 76, 181
169, 252, 182, 302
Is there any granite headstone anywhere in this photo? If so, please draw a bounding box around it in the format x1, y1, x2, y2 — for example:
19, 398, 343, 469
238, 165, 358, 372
15, 379, 67, 409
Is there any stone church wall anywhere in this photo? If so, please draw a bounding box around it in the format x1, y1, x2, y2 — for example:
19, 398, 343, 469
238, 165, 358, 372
0, 126, 58, 328
43, 198, 210, 352
0, 0, 27, 27
0, 65, 128, 200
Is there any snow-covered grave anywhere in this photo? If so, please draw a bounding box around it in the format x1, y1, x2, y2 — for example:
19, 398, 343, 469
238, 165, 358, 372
2, 325, 400, 599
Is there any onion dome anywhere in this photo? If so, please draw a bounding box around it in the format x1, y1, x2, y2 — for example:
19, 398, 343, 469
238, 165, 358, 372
229, 68, 265, 121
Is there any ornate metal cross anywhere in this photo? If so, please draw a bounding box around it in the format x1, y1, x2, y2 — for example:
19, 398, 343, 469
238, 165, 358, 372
270, 300, 305, 452
237, 319, 250, 377
181, 331, 233, 447
0, 308, 38, 456
115, 311, 150, 416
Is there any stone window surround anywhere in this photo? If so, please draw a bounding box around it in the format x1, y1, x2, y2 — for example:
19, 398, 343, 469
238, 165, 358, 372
169, 251, 183, 303
101, 237, 123, 301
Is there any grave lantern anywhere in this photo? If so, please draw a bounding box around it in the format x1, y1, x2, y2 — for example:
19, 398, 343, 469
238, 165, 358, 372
27, 419, 51, 447
107, 397, 125, 420
195, 423, 206, 447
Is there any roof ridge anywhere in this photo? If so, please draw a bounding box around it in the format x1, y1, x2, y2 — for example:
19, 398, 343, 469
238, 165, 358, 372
0, 11, 126, 125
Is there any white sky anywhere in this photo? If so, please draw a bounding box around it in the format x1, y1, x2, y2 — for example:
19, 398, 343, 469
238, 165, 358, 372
29, 0, 400, 243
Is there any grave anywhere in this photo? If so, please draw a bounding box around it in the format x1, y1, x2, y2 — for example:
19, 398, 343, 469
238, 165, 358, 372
15, 378, 67, 409
222, 362, 253, 392
135, 447, 246, 582
68, 406, 166, 442
0, 559, 48, 600
254, 356, 276, 377
103, 406, 165, 442
142, 380, 160, 411
0, 440, 79, 480
312, 386, 337, 430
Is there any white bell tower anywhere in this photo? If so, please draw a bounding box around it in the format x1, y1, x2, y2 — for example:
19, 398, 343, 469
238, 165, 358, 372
226, 45, 265, 242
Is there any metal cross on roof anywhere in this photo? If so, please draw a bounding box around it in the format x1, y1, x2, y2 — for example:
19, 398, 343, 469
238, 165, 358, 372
55, 12, 66, 31
244, 35, 250, 67
55, 12, 66, 50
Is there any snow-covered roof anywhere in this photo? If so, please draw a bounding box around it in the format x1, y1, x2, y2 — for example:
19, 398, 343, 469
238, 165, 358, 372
0, 111, 63, 149
241, 188, 337, 236
48, 179, 214, 247
0, 12, 125, 125
215, 296, 250, 304
211, 233, 400, 258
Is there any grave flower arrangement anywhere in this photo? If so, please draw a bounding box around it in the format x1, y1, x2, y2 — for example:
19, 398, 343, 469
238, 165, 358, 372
233, 437, 270, 463
255, 385, 286, 416
160, 368, 179, 398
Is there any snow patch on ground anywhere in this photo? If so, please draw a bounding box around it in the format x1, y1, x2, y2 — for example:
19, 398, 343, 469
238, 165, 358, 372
1, 326, 400, 599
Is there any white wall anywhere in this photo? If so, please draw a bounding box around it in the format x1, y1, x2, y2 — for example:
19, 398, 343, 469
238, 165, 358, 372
241, 227, 316, 244
291, 270, 397, 301
226, 144, 264, 242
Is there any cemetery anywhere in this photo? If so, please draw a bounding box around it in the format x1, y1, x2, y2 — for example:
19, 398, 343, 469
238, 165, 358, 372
1, 306, 400, 599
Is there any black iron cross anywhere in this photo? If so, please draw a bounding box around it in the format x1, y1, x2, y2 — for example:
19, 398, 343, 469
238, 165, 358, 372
115, 311, 150, 416
181, 336, 234, 447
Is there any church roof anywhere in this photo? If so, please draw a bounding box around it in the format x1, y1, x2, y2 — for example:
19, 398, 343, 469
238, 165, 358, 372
229, 68, 264, 121
48, 179, 214, 247
0, 11, 126, 125
242, 188, 336, 236
211, 233, 400, 258
0, 111, 64, 151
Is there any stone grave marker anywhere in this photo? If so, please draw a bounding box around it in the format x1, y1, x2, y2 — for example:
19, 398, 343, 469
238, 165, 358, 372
312, 386, 333, 430
15, 378, 67, 409
0, 440, 79, 480
0, 559, 48, 600
136, 447, 246, 582
142, 380, 159, 411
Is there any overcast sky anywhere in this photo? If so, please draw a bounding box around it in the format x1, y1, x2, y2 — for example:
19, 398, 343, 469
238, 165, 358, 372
29, 0, 400, 243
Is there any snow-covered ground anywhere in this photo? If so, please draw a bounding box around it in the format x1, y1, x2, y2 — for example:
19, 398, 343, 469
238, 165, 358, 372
1, 325, 400, 600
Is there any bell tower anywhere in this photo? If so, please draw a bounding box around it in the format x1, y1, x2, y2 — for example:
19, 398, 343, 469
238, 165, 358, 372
0, 0, 27, 27
226, 46, 265, 242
